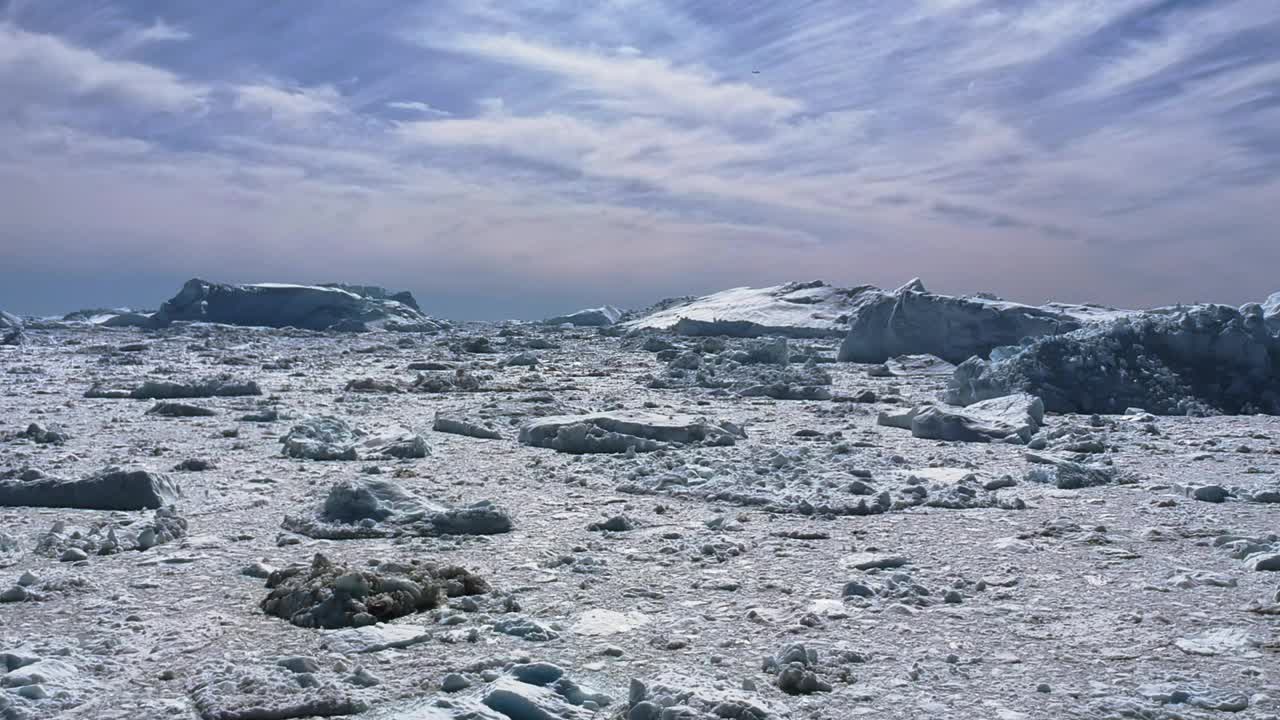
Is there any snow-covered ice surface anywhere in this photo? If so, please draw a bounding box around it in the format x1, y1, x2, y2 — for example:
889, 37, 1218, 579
1, 319, 1278, 719
623, 281, 870, 338
247, 283, 362, 294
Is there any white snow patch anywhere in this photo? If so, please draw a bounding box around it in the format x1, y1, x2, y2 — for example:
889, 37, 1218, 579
571, 609, 651, 636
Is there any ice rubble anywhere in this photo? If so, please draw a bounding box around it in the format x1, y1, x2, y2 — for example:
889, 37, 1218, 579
1023, 452, 1124, 489
643, 337, 835, 400
281, 417, 430, 461
34, 508, 188, 557
877, 393, 1045, 443
518, 411, 742, 454
188, 661, 368, 720
85, 374, 262, 400
364, 666, 615, 720
614, 445, 1025, 515
260, 552, 489, 629
433, 412, 504, 440
282, 478, 513, 539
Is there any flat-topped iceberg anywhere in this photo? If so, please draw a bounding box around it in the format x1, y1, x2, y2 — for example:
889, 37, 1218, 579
147, 278, 447, 332
838, 279, 1129, 364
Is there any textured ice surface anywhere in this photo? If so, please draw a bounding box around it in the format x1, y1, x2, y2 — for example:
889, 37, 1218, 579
3, 305, 1280, 720
946, 304, 1280, 414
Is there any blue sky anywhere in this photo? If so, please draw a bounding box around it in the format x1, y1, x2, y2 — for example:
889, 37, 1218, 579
1, 0, 1278, 318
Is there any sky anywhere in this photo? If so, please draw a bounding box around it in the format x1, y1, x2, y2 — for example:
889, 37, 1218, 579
1, 0, 1279, 319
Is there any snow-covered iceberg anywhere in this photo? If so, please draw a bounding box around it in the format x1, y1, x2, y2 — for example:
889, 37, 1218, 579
544, 305, 623, 327
624, 281, 870, 338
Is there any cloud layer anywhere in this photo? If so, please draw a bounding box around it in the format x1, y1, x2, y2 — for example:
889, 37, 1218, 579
2, 0, 1278, 317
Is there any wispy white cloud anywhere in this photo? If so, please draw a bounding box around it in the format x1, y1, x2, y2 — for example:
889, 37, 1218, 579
386, 100, 450, 116
437, 33, 803, 123
126, 18, 190, 46
3, 123, 154, 159
395, 109, 831, 216
233, 82, 344, 123
398, 112, 604, 166
1067, 0, 1267, 102
0, 21, 206, 112
939, 1, 1156, 73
